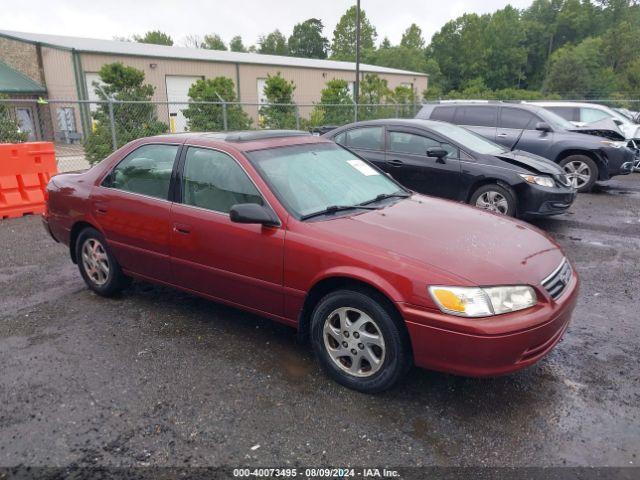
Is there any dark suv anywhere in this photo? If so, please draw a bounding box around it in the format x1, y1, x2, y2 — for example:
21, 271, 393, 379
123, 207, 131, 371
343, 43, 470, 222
416, 102, 635, 192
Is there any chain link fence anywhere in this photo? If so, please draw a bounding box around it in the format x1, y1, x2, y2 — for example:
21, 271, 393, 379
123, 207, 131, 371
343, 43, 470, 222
0, 98, 422, 172
2, 97, 639, 172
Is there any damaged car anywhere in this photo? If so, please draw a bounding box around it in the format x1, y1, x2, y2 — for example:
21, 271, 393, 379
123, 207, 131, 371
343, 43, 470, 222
416, 102, 635, 192
324, 119, 576, 218
531, 101, 640, 173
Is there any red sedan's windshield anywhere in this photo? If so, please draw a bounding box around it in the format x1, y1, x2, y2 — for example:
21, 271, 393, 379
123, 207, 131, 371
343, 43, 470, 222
248, 143, 404, 218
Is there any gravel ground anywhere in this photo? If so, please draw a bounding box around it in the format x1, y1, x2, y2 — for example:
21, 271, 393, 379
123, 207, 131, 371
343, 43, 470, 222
0, 175, 639, 469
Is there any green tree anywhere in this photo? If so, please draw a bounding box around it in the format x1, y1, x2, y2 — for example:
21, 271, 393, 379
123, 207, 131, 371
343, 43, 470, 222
133, 30, 173, 46
229, 35, 247, 52
84, 63, 167, 164
423, 0, 639, 96
288, 18, 329, 59
618, 58, 640, 96
543, 37, 618, 97
0, 95, 28, 143
427, 13, 490, 92
483, 6, 528, 89
183, 77, 251, 131
423, 58, 444, 97
380, 37, 392, 49
391, 85, 419, 117
368, 45, 427, 73
259, 73, 297, 129
258, 30, 289, 55
400, 24, 425, 50
202, 34, 227, 50
358, 74, 392, 120
312, 79, 354, 125
602, 20, 640, 72
330, 6, 377, 61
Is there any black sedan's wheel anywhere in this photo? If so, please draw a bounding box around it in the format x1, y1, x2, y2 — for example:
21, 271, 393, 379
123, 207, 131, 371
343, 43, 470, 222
310, 289, 411, 393
75, 227, 130, 297
559, 155, 597, 192
470, 184, 517, 217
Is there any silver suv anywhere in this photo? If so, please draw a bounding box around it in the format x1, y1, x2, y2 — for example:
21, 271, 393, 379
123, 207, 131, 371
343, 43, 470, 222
416, 101, 635, 192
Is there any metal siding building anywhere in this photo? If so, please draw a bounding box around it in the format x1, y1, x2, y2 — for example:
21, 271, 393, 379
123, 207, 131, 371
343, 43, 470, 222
0, 30, 428, 137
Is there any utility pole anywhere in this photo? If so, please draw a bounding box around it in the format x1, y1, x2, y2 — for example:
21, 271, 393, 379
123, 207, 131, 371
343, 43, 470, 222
354, 0, 361, 121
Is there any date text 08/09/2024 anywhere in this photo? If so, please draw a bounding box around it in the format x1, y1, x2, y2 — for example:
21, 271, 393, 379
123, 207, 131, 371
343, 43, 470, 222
232, 468, 401, 477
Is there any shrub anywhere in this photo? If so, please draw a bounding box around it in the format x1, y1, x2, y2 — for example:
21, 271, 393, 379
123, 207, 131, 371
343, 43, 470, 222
0, 95, 28, 143
84, 63, 167, 164
312, 79, 354, 126
183, 77, 252, 131
259, 73, 297, 129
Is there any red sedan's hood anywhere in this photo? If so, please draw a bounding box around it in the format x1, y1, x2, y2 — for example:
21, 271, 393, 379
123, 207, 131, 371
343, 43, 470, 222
311, 196, 565, 286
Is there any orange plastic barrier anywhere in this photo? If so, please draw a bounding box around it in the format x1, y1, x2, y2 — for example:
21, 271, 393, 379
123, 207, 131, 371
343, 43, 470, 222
0, 142, 57, 220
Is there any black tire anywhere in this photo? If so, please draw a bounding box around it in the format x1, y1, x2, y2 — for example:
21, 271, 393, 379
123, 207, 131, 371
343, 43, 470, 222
310, 289, 412, 393
75, 227, 131, 297
469, 183, 517, 217
558, 155, 598, 193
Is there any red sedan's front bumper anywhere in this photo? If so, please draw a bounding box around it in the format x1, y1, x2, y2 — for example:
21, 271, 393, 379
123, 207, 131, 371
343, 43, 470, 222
399, 274, 579, 377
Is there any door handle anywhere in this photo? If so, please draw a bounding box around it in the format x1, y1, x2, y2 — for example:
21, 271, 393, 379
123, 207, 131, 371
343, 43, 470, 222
388, 159, 404, 167
497, 133, 509, 137
173, 223, 191, 235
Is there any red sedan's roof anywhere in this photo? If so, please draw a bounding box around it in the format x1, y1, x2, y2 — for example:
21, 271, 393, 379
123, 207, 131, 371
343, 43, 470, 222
151, 130, 333, 153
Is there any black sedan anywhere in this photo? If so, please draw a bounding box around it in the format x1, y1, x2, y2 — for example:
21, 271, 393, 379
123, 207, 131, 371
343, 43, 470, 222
323, 119, 577, 218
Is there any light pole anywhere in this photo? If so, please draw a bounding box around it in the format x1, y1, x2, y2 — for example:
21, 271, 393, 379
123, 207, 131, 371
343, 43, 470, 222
354, 0, 361, 121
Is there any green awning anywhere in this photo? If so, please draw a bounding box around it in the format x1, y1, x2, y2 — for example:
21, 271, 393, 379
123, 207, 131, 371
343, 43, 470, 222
0, 61, 46, 94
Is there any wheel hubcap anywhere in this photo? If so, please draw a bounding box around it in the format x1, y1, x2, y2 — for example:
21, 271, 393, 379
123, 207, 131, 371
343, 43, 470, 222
323, 307, 386, 378
475, 191, 509, 214
563, 161, 591, 188
81, 238, 110, 286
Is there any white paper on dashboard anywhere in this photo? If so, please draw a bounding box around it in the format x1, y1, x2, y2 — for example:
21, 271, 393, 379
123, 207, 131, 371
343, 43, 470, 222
347, 159, 379, 176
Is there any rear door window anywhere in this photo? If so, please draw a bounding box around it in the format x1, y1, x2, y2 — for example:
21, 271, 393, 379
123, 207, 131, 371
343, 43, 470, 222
455, 106, 497, 128
105, 144, 179, 200
345, 127, 384, 150
546, 106, 579, 122
499, 108, 536, 129
581, 108, 610, 123
430, 106, 456, 122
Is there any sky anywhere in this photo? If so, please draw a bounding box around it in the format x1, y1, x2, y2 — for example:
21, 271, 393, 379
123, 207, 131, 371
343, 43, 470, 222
0, 0, 534, 47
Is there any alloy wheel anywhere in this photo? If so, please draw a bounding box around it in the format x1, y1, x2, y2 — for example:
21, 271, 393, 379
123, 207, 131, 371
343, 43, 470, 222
322, 307, 386, 378
563, 160, 591, 189
81, 238, 110, 286
475, 191, 509, 214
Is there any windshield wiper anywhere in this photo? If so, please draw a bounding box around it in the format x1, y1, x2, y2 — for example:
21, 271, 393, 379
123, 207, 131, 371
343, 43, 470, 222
300, 204, 379, 221
359, 191, 411, 206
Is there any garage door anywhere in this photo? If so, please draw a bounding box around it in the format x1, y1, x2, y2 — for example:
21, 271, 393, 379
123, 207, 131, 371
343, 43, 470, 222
165, 76, 202, 133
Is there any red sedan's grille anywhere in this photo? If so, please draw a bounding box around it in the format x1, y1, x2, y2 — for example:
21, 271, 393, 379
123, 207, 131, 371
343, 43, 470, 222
542, 260, 572, 300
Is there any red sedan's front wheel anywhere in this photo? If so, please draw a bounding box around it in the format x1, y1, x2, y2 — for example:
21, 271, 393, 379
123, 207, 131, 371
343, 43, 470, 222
310, 289, 412, 393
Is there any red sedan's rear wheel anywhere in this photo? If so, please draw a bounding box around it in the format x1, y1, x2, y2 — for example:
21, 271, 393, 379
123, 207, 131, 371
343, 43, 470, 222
75, 227, 131, 297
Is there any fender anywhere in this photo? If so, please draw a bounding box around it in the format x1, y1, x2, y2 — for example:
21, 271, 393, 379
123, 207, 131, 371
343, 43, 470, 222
307, 266, 406, 303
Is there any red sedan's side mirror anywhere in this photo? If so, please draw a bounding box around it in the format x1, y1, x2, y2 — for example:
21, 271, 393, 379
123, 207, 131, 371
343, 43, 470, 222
229, 203, 279, 227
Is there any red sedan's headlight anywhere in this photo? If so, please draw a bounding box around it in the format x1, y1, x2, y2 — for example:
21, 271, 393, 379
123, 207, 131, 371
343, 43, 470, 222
428, 285, 537, 318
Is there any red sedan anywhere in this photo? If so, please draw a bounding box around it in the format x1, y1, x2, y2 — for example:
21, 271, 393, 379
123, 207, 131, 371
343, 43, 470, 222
43, 131, 579, 392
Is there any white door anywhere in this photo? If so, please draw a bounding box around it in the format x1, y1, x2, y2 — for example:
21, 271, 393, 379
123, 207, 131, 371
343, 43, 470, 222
257, 78, 267, 105
85, 72, 104, 112
165, 76, 202, 132
16, 108, 36, 141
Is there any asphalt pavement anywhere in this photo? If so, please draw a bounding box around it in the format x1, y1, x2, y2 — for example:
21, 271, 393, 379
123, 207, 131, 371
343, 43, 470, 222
0, 175, 639, 468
